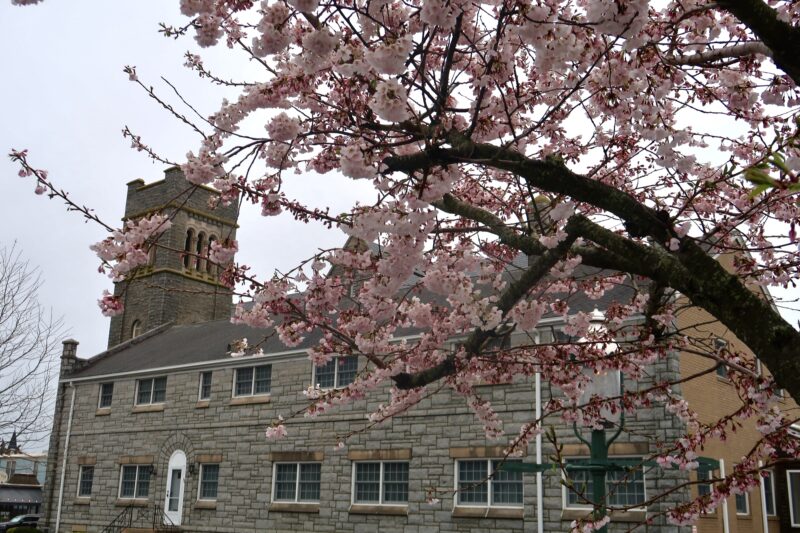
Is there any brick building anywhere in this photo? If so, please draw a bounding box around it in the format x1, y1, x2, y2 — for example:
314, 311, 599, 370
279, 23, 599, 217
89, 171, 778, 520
41, 169, 788, 532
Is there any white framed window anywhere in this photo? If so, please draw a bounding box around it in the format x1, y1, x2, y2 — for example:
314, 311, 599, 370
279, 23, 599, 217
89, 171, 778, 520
198, 464, 219, 500
456, 459, 523, 508
272, 463, 321, 503
352, 461, 409, 505
98, 383, 114, 408
314, 355, 357, 389
131, 320, 142, 339
77, 465, 94, 497
198, 371, 212, 401
233, 365, 271, 397
763, 470, 776, 516
118, 465, 151, 499
135, 377, 167, 405
563, 458, 645, 509
735, 491, 749, 515
788, 470, 800, 526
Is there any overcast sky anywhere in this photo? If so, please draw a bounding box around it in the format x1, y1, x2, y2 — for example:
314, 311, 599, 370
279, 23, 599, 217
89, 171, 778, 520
0, 1, 372, 364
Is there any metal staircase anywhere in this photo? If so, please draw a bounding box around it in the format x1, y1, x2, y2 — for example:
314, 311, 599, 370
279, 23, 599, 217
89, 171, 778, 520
100, 503, 180, 533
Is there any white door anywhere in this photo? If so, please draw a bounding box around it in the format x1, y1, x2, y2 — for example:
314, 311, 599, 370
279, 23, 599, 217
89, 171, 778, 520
164, 450, 186, 526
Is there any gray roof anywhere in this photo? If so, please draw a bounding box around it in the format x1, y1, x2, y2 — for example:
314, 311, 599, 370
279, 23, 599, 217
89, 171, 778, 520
69, 255, 640, 380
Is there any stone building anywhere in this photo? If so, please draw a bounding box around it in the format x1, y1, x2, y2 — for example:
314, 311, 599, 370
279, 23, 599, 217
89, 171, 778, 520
41, 169, 785, 532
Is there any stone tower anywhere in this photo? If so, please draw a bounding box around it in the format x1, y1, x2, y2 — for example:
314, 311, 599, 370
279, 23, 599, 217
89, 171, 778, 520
107, 167, 239, 348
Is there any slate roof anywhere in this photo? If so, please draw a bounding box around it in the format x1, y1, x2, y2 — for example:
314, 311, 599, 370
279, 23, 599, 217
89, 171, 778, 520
69, 254, 641, 380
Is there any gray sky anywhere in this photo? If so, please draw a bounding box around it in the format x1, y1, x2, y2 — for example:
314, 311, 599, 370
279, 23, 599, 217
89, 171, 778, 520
0, 1, 371, 361
0, 2, 798, 437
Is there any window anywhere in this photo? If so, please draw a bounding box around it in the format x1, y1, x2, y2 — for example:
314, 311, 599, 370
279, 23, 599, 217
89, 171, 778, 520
698, 467, 715, 498
98, 383, 114, 408
136, 377, 167, 405
763, 470, 776, 516
735, 491, 749, 515
119, 465, 151, 499
77, 466, 94, 497
199, 372, 212, 401
198, 464, 219, 500
315, 355, 357, 389
272, 463, 321, 503
457, 460, 523, 507
715, 339, 729, 378
131, 320, 142, 339
183, 229, 195, 269
353, 462, 409, 505
564, 458, 645, 508
716, 363, 729, 378
234, 366, 271, 396
788, 471, 800, 527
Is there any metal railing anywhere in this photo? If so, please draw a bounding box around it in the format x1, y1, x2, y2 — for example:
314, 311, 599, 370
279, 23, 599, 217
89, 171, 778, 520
100, 502, 180, 533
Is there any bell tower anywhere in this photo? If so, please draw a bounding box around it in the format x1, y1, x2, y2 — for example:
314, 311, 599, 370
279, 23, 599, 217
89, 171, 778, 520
107, 167, 239, 348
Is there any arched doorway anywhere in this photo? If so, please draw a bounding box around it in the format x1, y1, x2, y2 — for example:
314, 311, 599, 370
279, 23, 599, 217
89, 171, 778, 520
164, 450, 186, 526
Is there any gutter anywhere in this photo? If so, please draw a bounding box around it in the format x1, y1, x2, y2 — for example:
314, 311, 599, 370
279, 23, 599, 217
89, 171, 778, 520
54, 384, 76, 533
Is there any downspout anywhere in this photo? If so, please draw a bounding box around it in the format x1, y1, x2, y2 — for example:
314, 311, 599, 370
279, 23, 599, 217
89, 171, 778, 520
535, 371, 543, 533
720, 458, 730, 533
759, 460, 769, 533
54, 383, 76, 533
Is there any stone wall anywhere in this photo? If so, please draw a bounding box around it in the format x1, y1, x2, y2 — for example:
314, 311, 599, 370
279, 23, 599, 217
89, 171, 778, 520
45, 334, 690, 533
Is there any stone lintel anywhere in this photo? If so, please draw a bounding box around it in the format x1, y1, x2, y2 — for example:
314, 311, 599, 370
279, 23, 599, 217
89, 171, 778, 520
269, 451, 324, 462
347, 449, 412, 461
117, 455, 154, 465
76, 456, 96, 465
449, 446, 509, 459
196, 454, 224, 463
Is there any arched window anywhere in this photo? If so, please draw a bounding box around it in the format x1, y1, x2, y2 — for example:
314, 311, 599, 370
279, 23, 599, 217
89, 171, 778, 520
206, 236, 216, 275
131, 320, 142, 338
196, 232, 206, 271
183, 229, 195, 269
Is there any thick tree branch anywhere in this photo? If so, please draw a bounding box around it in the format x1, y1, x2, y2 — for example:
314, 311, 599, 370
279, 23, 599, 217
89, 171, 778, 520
716, 0, 800, 84
667, 41, 772, 66
392, 217, 581, 389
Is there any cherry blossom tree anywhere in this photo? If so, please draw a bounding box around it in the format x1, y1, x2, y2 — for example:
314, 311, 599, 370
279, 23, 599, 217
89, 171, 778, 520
9, 0, 800, 527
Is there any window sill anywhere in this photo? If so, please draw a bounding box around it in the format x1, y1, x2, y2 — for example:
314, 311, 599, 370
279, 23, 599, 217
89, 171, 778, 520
349, 504, 408, 516
453, 507, 524, 519
269, 502, 320, 513
115, 498, 149, 507
95, 408, 111, 417
74, 497, 91, 506
131, 404, 165, 413
229, 395, 271, 406
194, 499, 217, 510
561, 509, 646, 523
195, 400, 210, 409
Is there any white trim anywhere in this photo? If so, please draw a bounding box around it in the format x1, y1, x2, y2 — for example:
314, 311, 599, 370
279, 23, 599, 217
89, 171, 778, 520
198, 371, 212, 401
134, 376, 167, 405
734, 490, 749, 515
788, 470, 800, 527
561, 456, 647, 511
231, 365, 272, 398
54, 384, 76, 533
312, 355, 357, 390
454, 459, 524, 510
118, 464, 151, 499
720, 459, 730, 533
197, 463, 219, 501
270, 462, 322, 503
351, 461, 409, 506
97, 382, 114, 409
76, 465, 94, 498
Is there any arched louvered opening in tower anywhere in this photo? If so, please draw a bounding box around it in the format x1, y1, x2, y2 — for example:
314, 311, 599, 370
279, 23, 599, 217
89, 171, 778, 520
183, 229, 195, 269
206, 235, 217, 276
196, 232, 207, 271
